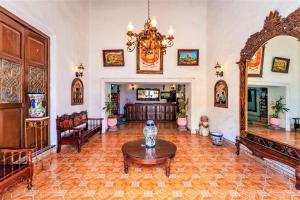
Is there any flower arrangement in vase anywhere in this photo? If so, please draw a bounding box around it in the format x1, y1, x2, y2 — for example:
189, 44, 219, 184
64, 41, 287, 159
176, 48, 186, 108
103, 94, 118, 131
176, 97, 188, 131
270, 96, 289, 129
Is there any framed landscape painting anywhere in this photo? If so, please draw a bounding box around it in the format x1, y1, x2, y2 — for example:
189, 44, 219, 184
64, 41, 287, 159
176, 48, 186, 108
177, 49, 199, 66
102, 49, 124, 66
137, 44, 163, 74
271, 57, 290, 73
247, 46, 265, 77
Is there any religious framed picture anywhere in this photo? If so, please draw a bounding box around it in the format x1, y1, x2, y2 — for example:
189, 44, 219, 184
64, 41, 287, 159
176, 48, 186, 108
137, 44, 163, 74
214, 80, 228, 108
102, 49, 124, 66
71, 78, 84, 105
248, 88, 257, 112
247, 46, 265, 77
177, 49, 199, 66
271, 57, 290, 73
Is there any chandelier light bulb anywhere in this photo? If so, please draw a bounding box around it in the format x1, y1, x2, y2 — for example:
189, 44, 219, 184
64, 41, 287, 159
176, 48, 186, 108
162, 39, 167, 46
168, 26, 174, 36
151, 16, 157, 27
127, 21, 134, 31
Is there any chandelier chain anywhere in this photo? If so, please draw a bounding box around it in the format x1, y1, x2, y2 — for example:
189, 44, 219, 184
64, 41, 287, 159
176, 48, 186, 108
148, 0, 150, 20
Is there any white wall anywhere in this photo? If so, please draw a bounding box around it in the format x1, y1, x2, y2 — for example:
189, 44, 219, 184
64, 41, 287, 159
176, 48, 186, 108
207, 0, 300, 142
88, 0, 208, 132
0, 0, 90, 145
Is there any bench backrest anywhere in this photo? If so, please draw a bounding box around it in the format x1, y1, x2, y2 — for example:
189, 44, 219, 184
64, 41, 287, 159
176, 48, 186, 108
56, 111, 88, 131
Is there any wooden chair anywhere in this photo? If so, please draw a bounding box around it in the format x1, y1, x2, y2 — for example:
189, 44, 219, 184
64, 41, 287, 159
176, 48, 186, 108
293, 118, 300, 132
0, 148, 35, 194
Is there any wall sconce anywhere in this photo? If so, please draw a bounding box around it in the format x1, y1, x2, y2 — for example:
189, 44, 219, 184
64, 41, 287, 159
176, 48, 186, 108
162, 84, 165, 90
131, 84, 135, 91
214, 62, 224, 78
75, 64, 84, 77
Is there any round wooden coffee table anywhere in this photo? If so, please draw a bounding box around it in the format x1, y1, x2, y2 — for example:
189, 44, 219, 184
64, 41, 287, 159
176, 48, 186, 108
121, 139, 177, 177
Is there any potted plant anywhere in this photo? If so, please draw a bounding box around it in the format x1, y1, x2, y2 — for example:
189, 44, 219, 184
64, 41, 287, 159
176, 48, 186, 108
270, 96, 289, 128
176, 97, 189, 131
103, 94, 118, 131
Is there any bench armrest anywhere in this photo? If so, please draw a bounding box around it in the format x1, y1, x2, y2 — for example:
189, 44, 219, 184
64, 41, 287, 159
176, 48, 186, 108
87, 118, 104, 121
0, 148, 35, 165
0, 148, 36, 153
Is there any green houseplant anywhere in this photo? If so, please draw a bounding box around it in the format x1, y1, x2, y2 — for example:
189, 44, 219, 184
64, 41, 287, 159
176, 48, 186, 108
176, 98, 189, 131
270, 96, 289, 128
102, 94, 118, 131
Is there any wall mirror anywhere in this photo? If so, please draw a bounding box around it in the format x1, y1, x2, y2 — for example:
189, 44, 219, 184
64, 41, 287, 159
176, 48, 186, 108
236, 8, 300, 190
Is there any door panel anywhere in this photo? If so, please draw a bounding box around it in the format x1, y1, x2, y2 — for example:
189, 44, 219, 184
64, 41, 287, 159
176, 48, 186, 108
0, 108, 21, 147
0, 12, 24, 148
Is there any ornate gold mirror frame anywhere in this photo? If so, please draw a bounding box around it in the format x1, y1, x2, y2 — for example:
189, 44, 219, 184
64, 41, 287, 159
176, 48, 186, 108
237, 8, 300, 190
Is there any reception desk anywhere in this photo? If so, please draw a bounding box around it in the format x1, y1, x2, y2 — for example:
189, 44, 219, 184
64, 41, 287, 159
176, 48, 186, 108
125, 103, 177, 121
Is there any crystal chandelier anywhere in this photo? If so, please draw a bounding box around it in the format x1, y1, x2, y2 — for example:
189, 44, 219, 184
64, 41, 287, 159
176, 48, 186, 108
126, 0, 174, 54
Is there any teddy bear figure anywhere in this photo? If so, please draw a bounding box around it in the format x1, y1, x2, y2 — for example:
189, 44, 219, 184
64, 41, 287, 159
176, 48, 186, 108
199, 115, 209, 136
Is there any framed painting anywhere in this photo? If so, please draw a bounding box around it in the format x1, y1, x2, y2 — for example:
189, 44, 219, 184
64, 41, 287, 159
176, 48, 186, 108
247, 46, 265, 77
271, 57, 290, 73
177, 49, 199, 66
214, 80, 228, 108
102, 49, 124, 66
71, 78, 84, 105
160, 91, 171, 99
248, 88, 257, 112
137, 44, 163, 74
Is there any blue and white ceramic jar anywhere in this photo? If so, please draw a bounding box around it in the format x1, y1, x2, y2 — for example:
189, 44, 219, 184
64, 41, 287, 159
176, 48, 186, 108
210, 132, 223, 146
143, 120, 158, 148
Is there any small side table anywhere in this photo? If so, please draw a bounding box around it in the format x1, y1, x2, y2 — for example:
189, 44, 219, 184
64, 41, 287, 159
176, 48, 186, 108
25, 117, 50, 149
25, 117, 50, 169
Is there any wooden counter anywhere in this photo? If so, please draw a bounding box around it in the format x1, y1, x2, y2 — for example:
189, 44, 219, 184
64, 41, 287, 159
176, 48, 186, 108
124, 103, 177, 121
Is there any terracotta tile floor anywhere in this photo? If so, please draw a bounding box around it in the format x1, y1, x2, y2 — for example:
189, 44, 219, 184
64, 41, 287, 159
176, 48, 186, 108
2, 122, 300, 199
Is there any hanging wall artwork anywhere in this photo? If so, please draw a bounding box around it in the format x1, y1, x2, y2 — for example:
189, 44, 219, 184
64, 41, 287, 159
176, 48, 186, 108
71, 78, 84, 105
102, 49, 124, 66
214, 80, 228, 108
247, 46, 265, 77
137, 44, 163, 74
177, 49, 199, 66
271, 57, 290, 73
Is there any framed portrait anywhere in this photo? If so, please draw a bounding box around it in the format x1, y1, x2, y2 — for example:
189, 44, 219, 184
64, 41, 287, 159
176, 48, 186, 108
71, 78, 84, 105
177, 49, 199, 66
214, 80, 228, 108
271, 57, 290, 73
247, 46, 265, 77
102, 49, 124, 66
248, 88, 257, 112
137, 44, 163, 74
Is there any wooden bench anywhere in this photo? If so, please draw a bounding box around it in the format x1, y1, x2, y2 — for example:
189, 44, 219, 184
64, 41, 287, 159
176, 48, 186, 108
56, 111, 103, 153
0, 148, 35, 194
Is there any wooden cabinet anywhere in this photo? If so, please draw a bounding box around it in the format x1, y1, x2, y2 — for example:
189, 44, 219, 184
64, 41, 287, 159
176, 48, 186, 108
125, 103, 176, 121
0, 7, 49, 148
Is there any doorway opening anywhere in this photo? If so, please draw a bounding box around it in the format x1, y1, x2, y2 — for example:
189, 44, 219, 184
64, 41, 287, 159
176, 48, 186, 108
102, 81, 192, 131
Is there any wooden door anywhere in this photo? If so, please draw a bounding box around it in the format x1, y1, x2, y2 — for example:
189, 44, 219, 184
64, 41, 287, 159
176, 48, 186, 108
0, 12, 24, 148
24, 29, 48, 147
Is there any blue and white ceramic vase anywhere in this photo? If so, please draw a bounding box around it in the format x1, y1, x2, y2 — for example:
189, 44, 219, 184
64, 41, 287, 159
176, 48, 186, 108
210, 132, 223, 146
143, 120, 158, 148
27, 92, 46, 118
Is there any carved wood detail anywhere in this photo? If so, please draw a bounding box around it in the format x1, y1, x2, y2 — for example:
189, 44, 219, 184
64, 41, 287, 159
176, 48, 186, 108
0, 59, 21, 103
28, 66, 46, 93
